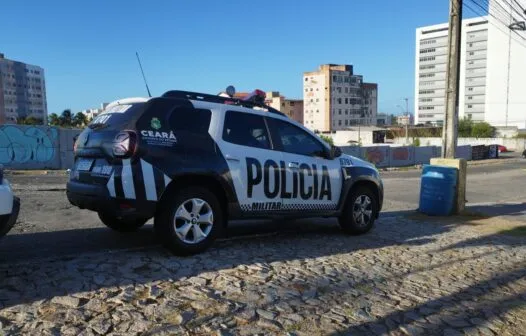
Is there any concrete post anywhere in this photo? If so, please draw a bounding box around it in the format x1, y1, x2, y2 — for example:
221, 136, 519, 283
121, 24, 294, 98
430, 158, 467, 214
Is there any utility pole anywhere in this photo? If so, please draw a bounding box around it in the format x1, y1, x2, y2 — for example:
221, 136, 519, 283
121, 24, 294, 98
442, 0, 462, 158
404, 97, 409, 144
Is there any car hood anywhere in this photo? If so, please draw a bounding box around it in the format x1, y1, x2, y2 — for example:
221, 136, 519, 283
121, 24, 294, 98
341, 153, 377, 170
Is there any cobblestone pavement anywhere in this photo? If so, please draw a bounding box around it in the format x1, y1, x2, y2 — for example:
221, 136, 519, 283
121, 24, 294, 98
1, 212, 525, 336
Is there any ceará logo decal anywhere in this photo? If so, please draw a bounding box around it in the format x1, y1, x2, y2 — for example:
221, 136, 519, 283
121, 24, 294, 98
140, 118, 177, 147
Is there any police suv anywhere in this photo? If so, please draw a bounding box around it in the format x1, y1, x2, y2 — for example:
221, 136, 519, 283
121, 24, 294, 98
67, 87, 384, 255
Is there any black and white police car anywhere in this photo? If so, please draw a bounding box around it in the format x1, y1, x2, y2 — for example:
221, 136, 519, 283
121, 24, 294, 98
0, 165, 20, 239
67, 87, 384, 255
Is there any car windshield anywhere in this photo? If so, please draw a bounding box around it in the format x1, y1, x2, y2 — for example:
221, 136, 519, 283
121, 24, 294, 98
88, 103, 146, 129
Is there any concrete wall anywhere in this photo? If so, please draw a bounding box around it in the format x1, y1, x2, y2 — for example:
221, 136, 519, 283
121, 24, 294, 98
0, 125, 80, 170
341, 144, 479, 168
393, 137, 526, 151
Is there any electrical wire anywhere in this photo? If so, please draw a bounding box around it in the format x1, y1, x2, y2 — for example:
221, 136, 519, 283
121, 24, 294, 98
468, 0, 526, 40
479, 0, 526, 22
464, 0, 526, 48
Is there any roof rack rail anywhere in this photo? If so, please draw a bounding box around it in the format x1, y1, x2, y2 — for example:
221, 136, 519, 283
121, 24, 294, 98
160, 90, 286, 116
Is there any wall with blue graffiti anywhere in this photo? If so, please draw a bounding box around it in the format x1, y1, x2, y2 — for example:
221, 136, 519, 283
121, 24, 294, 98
0, 125, 79, 170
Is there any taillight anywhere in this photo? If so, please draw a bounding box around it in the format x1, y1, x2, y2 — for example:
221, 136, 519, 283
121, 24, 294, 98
113, 131, 138, 157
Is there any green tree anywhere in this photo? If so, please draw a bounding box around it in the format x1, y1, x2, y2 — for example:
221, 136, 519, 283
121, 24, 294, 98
59, 109, 73, 128
73, 112, 88, 128
458, 117, 473, 137
471, 121, 494, 138
18, 116, 42, 125
48, 113, 60, 126
318, 134, 334, 146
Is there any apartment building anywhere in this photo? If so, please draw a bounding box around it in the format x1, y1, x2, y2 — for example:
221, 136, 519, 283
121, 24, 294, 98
265, 91, 303, 124
0, 53, 48, 124
79, 102, 109, 121
303, 64, 378, 132
414, 0, 526, 128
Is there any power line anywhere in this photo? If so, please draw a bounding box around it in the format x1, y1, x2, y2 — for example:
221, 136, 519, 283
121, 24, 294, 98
464, 0, 526, 48
481, 0, 526, 22
478, 0, 526, 25
469, 0, 526, 39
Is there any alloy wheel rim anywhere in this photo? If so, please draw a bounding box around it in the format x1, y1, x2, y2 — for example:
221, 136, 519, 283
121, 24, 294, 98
353, 195, 373, 227
173, 198, 214, 244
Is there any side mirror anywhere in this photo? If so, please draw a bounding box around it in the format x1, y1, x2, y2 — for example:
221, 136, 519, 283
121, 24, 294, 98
329, 145, 342, 159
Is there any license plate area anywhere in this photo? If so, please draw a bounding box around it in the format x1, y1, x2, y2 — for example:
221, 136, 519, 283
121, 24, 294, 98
76, 158, 94, 171
91, 163, 114, 176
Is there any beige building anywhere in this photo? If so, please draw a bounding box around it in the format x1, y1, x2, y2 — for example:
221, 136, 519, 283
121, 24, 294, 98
265, 91, 303, 124
0, 53, 48, 124
303, 64, 378, 132
78, 102, 109, 121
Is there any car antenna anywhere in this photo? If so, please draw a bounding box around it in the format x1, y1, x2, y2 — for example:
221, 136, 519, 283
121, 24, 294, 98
135, 51, 152, 97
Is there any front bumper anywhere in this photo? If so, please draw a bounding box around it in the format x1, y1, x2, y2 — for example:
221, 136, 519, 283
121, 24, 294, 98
66, 181, 156, 219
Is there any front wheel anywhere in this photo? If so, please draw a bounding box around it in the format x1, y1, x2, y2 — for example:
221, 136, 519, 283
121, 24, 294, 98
98, 212, 148, 232
338, 186, 377, 235
154, 187, 223, 256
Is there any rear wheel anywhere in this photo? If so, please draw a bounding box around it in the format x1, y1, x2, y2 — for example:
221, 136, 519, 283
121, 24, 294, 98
98, 212, 148, 232
338, 186, 377, 235
154, 186, 223, 256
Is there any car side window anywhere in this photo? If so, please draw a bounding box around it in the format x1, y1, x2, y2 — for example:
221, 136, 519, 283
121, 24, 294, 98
222, 111, 271, 149
168, 107, 212, 134
267, 118, 327, 157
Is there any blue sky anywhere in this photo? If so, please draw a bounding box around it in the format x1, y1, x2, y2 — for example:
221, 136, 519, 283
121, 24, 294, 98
0, 0, 480, 116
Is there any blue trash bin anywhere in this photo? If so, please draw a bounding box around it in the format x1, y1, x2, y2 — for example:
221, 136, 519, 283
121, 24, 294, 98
418, 164, 458, 216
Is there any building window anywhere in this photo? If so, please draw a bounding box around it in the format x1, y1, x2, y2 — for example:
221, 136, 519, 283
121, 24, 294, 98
344, 98, 348, 104
468, 96, 473, 100
337, 98, 342, 104
338, 120, 342, 125
468, 87, 474, 91
339, 109, 342, 115
468, 105, 473, 108
345, 120, 348, 126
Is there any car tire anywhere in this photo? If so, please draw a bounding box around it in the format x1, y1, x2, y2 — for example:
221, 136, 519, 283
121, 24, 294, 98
98, 212, 148, 232
338, 186, 377, 235
154, 186, 223, 256
0, 197, 20, 239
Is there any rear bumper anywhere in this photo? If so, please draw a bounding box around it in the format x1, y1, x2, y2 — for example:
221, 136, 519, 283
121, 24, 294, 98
66, 181, 156, 219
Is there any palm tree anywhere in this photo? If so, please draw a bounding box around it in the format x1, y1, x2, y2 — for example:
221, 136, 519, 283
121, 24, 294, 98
73, 112, 88, 128
59, 109, 73, 127
48, 113, 60, 126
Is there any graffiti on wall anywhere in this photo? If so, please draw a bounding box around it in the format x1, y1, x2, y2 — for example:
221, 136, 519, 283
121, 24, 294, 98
362, 146, 389, 167
0, 126, 58, 164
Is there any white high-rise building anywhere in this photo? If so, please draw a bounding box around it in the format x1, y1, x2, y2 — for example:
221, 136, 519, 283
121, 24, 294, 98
414, 0, 526, 128
303, 64, 377, 132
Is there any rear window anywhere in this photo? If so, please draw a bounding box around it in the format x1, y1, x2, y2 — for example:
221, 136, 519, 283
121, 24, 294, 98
89, 103, 146, 129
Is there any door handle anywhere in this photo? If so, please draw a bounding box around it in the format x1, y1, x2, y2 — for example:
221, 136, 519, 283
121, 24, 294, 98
288, 162, 299, 169
225, 154, 240, 162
